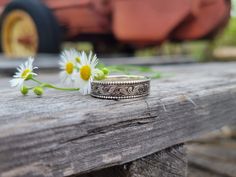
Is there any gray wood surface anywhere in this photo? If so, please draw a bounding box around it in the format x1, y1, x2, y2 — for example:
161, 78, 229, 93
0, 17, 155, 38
127, 144, 187, 177
0, 54, 195, 74
188, 142, 236, 177
0, 62, 236, 177
79, 144, 187, 177
187, 126, 236, 177
188, 166, 224, 177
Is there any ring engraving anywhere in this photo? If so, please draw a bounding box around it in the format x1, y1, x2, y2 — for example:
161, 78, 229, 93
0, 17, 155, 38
91, 75, 150, 100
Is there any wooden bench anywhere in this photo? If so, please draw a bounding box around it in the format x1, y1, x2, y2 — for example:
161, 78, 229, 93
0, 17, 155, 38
0, 62, 236, 177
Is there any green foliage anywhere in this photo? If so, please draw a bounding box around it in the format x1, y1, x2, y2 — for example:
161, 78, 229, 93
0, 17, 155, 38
214, 17, 236, 46
98, 64, 164, 79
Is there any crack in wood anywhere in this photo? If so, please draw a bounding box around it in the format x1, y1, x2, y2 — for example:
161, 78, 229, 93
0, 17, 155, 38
59, 116, 158, 146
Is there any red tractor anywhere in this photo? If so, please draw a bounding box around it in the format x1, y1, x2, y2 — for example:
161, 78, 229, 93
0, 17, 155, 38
0, 0, 231, 57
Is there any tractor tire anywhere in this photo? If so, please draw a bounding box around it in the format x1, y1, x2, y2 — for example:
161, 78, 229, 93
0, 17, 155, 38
0, 0, 61, 57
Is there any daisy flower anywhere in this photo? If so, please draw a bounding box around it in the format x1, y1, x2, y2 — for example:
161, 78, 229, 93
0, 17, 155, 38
76, 51, 98, 95
10, 57, 37, 88
59, 49, 80, 86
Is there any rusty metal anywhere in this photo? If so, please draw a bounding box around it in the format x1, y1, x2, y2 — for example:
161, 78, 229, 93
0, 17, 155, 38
0, 0, 231, 46
172, 0, 231, 40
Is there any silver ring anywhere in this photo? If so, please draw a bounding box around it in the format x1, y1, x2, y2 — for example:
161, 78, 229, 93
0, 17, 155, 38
91, 75, 150, 100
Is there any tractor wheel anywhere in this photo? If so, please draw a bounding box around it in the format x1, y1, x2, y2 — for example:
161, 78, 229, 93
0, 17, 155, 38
0, 0, 61, 58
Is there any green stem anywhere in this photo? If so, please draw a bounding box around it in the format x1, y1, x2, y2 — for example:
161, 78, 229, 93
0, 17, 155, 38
31, 78, 43, 85
41, 83, 80, 91
31, 78, 80, 91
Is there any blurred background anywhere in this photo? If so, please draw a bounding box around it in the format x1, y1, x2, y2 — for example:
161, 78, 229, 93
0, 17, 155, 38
0, 0, 234, 61
0, 1, 236, 177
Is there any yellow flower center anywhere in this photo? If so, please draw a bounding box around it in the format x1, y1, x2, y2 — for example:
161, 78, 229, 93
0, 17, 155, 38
76, 57, 80, 63
80, 65, 91, 81
66, 62, 74, 74
21, 69, 31, 79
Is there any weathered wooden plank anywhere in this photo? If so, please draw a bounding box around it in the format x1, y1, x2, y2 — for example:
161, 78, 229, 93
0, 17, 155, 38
187, 144, 236, 177
126, 144, 187, 177
188, 144, 236, 161
0, 54, 195, 74
188, 154, 236, 177
79, 144, 187, 177
187, 126, 236, 177
102, 55, 196, 66
188, 166, 225, 177
189, 134, 236, 147
0, 63, 236, 176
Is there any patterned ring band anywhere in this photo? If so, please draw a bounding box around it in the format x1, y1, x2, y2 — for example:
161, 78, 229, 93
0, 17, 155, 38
91, 75, 150, 100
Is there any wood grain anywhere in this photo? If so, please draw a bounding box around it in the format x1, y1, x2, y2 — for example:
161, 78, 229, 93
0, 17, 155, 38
127, 144, 187, 177
79, 144, 187, 177
0, 62, 236, 177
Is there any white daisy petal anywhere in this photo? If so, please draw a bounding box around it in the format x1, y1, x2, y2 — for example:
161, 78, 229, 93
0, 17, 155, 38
88, 51, 92, 63
76, 51, 98, 95
59, 49, 80, 86
10, 57, 37, 89
9, 78, 20, 87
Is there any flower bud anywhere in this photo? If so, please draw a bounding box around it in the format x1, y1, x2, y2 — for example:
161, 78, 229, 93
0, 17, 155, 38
102, 68, 109, 75
21, 86, 28, 95
76, 57, 81, 63
33, 86, 44, 96
94, 69, 105, 80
